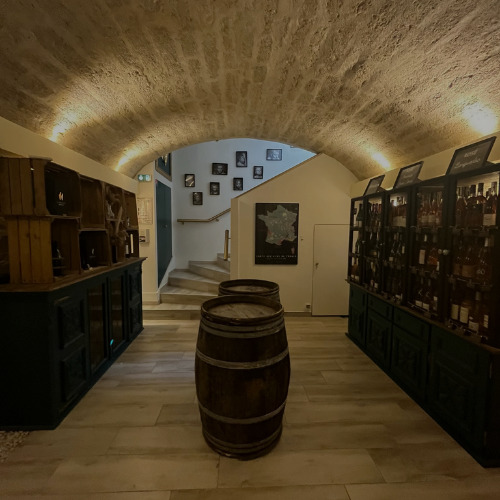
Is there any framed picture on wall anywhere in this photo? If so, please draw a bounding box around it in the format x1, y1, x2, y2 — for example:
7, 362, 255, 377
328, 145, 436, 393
193, 192, 203, 205
233, 178, 243, 191
155, 153, 172, 180
212, 162, 228, 175
253, 165, 263, 179
236, 151, 247, 167
266, 149, 282, 161
184, 174, 195, 187
255, 203, 299, 265
210, 182, 220, 195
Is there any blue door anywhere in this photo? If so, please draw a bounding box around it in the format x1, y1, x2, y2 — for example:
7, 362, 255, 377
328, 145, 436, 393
156, 181, 172, 286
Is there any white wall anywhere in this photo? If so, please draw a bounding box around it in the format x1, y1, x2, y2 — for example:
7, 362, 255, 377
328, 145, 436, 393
351, 131, 500, 197
0, 116, 136, 192
231, 154, 357, 312
172, 139, 315, 268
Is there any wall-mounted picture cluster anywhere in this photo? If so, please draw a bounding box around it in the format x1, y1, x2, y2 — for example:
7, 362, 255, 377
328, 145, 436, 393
185, 148, 281, 204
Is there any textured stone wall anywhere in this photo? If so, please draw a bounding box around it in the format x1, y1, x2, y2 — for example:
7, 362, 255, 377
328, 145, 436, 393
0, 0, 498, 180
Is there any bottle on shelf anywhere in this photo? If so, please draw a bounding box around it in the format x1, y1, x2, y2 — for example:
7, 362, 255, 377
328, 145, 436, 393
428, 193, 437, 227
461, 239, 479, 280
435, 191, 443, 226
465, 184, 477, 227
452, 237, 465, 276
426, 235, 439, 271
459, 289, 474, 326
474, 182, 486, 227
417, 234, 428, 267
475, 237, 492, 285
468, 291, 482, 335
483, 181, 497, 227
455, 186, 467, 227
479, 292, 490, 337
415, 277, 424, 309
449, 286, 462, 324
355, 202, 364, 227
388, 233, 398, 263
421, 193, 430, 227
422, 278, 433, 313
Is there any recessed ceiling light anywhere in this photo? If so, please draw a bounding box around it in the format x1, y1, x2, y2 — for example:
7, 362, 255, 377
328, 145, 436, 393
372, 152, 391, 170
462, 103, 498, 135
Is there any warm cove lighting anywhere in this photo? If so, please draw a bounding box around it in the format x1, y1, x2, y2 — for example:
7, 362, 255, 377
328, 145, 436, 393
372, 152, 391, 170
116, 149, 141, 171
50, 111, 80, 142
463, 103, 498, 135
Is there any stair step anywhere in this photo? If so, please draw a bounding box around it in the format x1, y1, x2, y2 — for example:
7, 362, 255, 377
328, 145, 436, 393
217, 253, 231, 271
143, 303, 201, 320
189, 261, 230, 282
168, 269, 220, 294
160, 284, 216, 305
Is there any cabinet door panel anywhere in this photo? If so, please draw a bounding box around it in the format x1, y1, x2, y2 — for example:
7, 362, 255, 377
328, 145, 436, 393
348, 303, 365, 346
60, 346, 86, 403
391, 325, 428, 400
366, 309, 392, 369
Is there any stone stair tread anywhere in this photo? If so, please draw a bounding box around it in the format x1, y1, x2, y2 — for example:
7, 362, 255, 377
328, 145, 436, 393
143, 303, 201, 311
169, 269, 220, 284
160, 284, 214, 296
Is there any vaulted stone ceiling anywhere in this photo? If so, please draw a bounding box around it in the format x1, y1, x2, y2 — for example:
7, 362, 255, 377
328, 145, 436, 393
0, 0, 499, 180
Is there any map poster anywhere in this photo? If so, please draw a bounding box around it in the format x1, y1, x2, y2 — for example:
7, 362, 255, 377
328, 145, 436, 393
255, 203, 299, 265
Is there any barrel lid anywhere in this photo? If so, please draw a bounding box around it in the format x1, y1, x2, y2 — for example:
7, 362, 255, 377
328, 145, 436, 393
201, 294, 283, 325
219, 279, 279, 294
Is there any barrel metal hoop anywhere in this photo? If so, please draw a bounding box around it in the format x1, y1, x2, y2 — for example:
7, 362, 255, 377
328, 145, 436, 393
200, 318, 284, 338
203, 425, 282, 452
196, 347, 289, 370
198, 399, 286, 425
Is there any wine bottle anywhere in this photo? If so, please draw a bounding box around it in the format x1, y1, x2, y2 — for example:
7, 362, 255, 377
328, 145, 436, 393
475, 183, 486, 227
459, 290, 474, 325
428, 193, 436, 227
475, 237, 491, 285
418, 234, 428, 267
465, 184, 476, 227
415, 278, 424, 309
426, 235, 439, 271
422, 279, 432, 312
435, 191, 443, 226
450, 287, 461, 323
452, 237, 464, 276
468, 291, 482, 335
483, 182, 497, 226
455, 186, 466, 227
461, 240, 478, 279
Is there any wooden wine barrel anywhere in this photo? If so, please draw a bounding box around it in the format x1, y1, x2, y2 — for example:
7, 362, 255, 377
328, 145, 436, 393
218, 279, 281, 304
195, 294, 290, 459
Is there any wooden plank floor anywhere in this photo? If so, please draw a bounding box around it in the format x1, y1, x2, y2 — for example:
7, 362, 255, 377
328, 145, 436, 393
2, 316, 500, 499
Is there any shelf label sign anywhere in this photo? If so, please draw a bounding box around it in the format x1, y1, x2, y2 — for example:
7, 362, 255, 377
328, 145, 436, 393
363, 175, 385, 196
394, 161, 423, 189
446, 136, 496, 176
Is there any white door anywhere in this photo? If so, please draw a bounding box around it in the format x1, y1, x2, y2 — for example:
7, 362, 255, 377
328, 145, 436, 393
312, 224, 349, 315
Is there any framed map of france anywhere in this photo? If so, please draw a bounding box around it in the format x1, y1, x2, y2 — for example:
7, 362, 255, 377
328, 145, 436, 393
255, 203, 299, 265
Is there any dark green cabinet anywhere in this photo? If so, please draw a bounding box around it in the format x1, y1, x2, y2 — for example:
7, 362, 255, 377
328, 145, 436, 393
347, 283, 500, 466
347, 285, 366, 346
0, 260, 143, 429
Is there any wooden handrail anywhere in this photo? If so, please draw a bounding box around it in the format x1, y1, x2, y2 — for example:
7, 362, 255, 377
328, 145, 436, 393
177, 208, 230, 224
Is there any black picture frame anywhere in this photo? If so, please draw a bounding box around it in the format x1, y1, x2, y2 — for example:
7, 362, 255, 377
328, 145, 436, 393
236, 151, 247, 167
363, 175, 385, 196
192, 192, 203, 205
212, 162, 228, 175
184, 174, 195, 187
266, 149, 282, 161
394, 162, 423, 189
253, 165, 264, 179
255, 203, 299, 265
446, 136, 497, 176
155, 153, 172, 181
233, 177, 243, 191
209, 182, 220, 195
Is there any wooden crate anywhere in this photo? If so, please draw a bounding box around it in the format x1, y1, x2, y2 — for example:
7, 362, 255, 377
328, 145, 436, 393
44, 163, 81, 217
51, 219, 81, 277
0, 157, 49, 216
123, 191, 139, 228
79, 230, 111, 269
6, 216, 53, 284
80, 177, 105, 229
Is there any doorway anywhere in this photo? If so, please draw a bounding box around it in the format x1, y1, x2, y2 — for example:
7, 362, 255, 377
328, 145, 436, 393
312, 224, 349, 315
155, 181, 172, 286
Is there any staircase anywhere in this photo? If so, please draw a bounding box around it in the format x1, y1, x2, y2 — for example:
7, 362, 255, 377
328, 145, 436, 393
143, 253, 230, 320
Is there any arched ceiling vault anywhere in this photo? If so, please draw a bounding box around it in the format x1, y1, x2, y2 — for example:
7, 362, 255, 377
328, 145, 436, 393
0, 0, 499, 180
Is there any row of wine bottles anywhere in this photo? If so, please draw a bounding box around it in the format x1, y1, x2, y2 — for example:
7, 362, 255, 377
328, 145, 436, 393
449, 288, 490, 337
455, 181, 497, 228
452, 236, 492, 284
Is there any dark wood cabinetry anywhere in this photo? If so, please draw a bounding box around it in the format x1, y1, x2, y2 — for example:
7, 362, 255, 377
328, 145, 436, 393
346, 140, 500, 465
0, 156, 144, 429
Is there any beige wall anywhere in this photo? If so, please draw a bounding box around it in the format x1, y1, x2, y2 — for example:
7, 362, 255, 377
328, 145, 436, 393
351, 131, 500, 197
231, 154, 357, 312
0, 116, 137, 192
